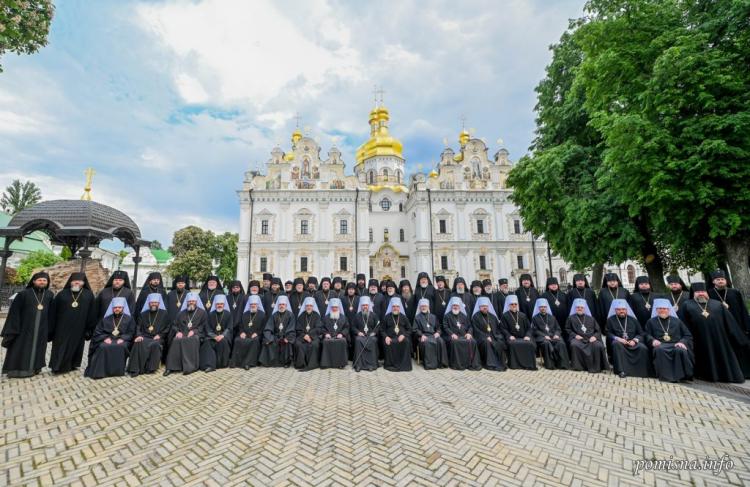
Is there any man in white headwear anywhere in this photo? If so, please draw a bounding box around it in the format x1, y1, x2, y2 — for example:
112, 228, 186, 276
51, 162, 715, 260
499, 295, 536, 370
565, 298, 608, 373
531, 298, 569, 370
164, 292, 205, 376
442, 297, 481, 370
294, 296, 321, 371
381, 297, 412, 371
471, 296, 506, 371
352, 296, 380, 371
319, 298, 349, 369
127, 293, 170, 376
260, 295, 296, 367
230, 295, 266, 369
606, 299, 650, 378
413, 298, 448, 370
85, 297, 136, 379
645, 298, 693, 382
199, 294, 233, 372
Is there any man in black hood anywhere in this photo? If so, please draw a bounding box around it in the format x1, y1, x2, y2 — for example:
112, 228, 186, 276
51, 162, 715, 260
665, 275, 689, 320
284, 280, 293, 294
709, 269, 750, 336
356, 273, 367, 294
263, 277, 284, 312
541, 277, 568, 328
366, 278, 386, 319
95, 270, 135, 320
306, 276, 319, 294
568, 274, 597, 335
514, 273, 539, 317
166, 275, 189, 323
1, 272, 53, 378
597, 272, 629, 330
451, 277, 472, 310
135, 272, 168, 318
315, 277, 336, 311
413, 272, 435, 311
199, 275, 224, 311
48, 272, 97, 374
288, 277, 308, 316
433, 276, 450, 323
262, 273, 273, 293
226, 280, 247, 327
332, 277, 344, 297
491, 278, 510, 320
629, 276, 660, 326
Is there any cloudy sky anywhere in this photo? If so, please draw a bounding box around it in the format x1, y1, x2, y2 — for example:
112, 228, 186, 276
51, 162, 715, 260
0, 0, 585, 248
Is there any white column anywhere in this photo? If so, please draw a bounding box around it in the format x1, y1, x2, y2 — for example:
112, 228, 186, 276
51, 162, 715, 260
236, 196, 251, 285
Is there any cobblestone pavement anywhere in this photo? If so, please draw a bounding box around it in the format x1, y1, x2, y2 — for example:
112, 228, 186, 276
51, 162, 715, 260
2, 343, 749, 487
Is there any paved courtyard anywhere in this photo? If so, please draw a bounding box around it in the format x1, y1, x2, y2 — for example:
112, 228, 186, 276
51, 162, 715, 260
2, 343, 750, 487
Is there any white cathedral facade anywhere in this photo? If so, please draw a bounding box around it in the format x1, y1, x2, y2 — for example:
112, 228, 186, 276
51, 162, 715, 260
236, 102, 573, 287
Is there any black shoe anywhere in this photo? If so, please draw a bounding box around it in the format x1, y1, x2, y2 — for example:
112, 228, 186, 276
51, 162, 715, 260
204, 367, 215, 373
244, 365, 250, 370
129, 372, 139, 378
183, 370, 194, 375
163, 370, 172, 376
619, 372, 626, 378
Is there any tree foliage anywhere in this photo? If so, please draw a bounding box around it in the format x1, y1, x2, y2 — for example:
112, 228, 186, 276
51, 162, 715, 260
15, 250, 61, 284
1, 179, 41, 214
0, 0, 54, 72
167, 226, 238, 285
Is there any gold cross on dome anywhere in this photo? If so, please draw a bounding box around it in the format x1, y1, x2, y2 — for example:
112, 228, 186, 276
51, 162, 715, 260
81, 168, 95, 201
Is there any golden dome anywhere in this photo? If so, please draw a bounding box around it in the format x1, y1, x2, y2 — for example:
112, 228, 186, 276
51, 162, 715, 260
356, 104, 404, 165
459, 128, 470, 147
429, 169, 439, 178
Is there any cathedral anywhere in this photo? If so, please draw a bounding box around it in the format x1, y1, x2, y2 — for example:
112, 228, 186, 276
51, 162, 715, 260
236, 100, 570, 286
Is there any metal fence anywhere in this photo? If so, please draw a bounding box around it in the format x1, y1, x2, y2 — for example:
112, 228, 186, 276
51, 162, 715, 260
0, 285, 24, 311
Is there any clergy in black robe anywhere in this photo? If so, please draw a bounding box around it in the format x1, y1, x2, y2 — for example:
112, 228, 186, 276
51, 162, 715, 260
200, 294, 233, 371
260, 295, 296, 367
541, 277, 568, 328
356, 273, 367, 295
467, 280, 484, 317
380, 281, 400, 322
1, 272, 53, 378
491, 278, 510, 321
306, 276, 319, 295
413, 298, 448, 370
342, 282, 360, 328
515, 274, 539, 318
413, 272, 435, 314
134, 272, 168, 319
597, 273, 630, 329
164, 293, 205, 375
565, 298, 608, 373
352, 296, 380, 372
531, 298, 570, 370
230, 295, 266, 369
48, 272, 96, 374
365, 279, 386, 323
442, 297, 481, 371
450, 277, 473, 313
166, 275, 189, 324
682, 283, 748, 382
198, 275, 224, 312
432, 276, 451, 325
226, 280, 247, 328
399, 280, 416, 322
294, 296, 321, 371
314, 277, 337, 312
665, 275, 689, 321
482, 279, 494, 297
628, 276, 659, 326
319, 298, 349, 368
710, 269, 750, 336
127, 293, 170, 376
285, 280, 293, 294
472, 296, 507, 371
288, 278, 308, 317
94, 270, 135, 320
645, 299, 694, 382
605, 299, 651, 378
567, 274, 598, 336
263, 277, 285, 313
85, 297, 135, 379
262, 273, 273, 293
331, 276, 344, 297
499, 295, 537, 370
381, 297, 412, 371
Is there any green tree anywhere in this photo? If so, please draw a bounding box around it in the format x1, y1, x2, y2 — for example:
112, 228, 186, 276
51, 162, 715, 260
576, 0, 750, 296
214, 232, 238, 284
167, 248, 213, 283
168, 226, 218, 284
15, 250, 61, 284
507, 25, 669, 291
1, 179, 41, 214
150, 240, 163, 250
0, 0, 55, 72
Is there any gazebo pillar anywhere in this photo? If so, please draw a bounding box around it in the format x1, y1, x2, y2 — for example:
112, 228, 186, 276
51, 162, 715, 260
78, 247, 93, 272
0, 239, 13, 291
132, 245, 142, 292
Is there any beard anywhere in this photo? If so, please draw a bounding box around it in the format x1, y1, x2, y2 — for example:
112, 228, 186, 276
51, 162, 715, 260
452, 309, 460, 315
70, 285, 81, 292
330, 312, 340, 320
187, 304, 196, 311
695, 295, 709, 304
150, 305, 159, 312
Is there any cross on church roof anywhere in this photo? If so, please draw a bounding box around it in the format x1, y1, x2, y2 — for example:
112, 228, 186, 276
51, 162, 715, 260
460, 114, 467, 130
372, 85, 385, 106
294, 112, 301, 128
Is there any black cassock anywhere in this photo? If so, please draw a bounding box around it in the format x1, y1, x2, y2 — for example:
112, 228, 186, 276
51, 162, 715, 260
531, 313, 570, 370
597, 287, 629, 329
515, 286, 539, 317
381, 313, 412, 372
199, 288, 225, 312
414, 312, 448, 370
48, 288, 96, 374
667, 290, 690, 322
1, 287, 53, 377
85, 313, 135, 379
500, 311, 537, 370
227, 291, 247, 328
541, 290, 568, 330
432, 289, 450, 324
644, 316, 694, 382
413, 286, 435, 314
165, 308, 206, 374
352, 312, 380, 372
127, 309, 170, 374
491, 292, 509, 321
260, 311, 296, 366
565, 314, 608, 372
200, 310, 233, 370
682, 300, 748, 382
294, 311, 321, 371
472, 312, 507, 371
134, 285, 168, 320
605, 315, 651, 377
341, 295, 360, 327
288, 292, 309, 318
710, 287, 750, 335
319, 315, 349, 368
166, 289, 188, 324
230, 310, 266, 369
314, 290, 337, 315
94, 287, 135, 320
567, 287, 598, 331
442, 312, 481, 370
628, 292, 660, 326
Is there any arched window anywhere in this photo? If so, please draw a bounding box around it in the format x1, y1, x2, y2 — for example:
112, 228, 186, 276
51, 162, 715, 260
398, 202, 403, 212
558, 268, 567, 284
382, 168, 389, 179
396, 170, 402, 183
384, 228, 389, 242
369, 228, 373, 242
380, 198, 391, 211
368, 171, 375, 184
627, 265, 636, 284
